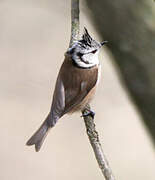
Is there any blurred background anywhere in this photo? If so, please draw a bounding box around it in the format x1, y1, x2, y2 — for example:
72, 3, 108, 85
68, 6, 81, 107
0, 0, 155, 180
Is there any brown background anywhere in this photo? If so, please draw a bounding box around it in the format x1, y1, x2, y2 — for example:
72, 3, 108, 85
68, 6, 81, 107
0, 0, 155, 180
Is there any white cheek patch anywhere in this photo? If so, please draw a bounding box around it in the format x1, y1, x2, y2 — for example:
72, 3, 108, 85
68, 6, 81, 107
75, 60, 93, 68
74, 52, 99, 68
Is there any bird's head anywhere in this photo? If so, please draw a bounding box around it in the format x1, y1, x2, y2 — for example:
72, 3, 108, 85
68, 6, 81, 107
67, 27, 107, 68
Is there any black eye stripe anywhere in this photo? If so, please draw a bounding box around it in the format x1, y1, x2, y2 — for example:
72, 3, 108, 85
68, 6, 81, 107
77, 50, 97, 57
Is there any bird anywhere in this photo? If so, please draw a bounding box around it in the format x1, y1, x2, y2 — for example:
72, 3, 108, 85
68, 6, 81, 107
26, 27, 107, 152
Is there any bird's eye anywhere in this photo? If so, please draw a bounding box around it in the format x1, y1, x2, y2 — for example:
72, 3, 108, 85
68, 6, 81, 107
77, 52, 84, 57
92, 50, 97, 54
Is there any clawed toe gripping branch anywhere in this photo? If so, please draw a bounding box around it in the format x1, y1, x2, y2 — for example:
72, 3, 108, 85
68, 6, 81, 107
70, 0, 115, 180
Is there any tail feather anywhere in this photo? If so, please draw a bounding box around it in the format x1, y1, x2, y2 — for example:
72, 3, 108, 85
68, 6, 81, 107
26, 119, 51, 152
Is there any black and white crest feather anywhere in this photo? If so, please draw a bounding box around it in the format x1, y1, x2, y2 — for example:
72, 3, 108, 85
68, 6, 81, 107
82, 27, 93, 47
78, 27, 101, 49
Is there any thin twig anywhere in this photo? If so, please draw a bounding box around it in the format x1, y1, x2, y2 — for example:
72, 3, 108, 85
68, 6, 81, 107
69, 0, 80, 47
82, 105, 115, 180
70, 1, 115, 179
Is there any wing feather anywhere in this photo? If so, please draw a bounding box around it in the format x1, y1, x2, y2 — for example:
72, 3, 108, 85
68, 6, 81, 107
50, 56, 98, 120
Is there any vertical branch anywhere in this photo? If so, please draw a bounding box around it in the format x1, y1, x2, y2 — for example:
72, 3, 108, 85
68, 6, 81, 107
70, 0, 80, 47
70, 1, 115, 179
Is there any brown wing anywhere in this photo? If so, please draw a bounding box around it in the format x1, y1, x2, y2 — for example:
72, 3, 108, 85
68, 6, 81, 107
50, 56, 98, 120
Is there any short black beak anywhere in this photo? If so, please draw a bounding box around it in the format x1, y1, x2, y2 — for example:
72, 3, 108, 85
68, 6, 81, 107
101, 40, 108, 46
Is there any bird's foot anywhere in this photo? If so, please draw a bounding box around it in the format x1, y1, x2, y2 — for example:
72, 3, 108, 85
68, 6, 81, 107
81, 110, 95, 119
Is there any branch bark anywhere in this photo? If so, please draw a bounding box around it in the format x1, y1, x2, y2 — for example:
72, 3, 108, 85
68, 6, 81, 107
69, 0, 80, 47
82, 105, 115, 180
69, 1, 115, 179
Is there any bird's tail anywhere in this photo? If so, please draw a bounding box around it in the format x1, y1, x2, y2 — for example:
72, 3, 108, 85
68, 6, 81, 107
26, 115, 52, 152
